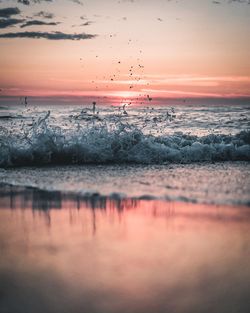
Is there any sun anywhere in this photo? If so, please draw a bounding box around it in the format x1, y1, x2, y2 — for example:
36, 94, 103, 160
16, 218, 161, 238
109, 91, 138, 99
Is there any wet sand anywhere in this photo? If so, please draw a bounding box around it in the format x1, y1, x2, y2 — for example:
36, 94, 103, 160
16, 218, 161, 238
0, 185, 250, 313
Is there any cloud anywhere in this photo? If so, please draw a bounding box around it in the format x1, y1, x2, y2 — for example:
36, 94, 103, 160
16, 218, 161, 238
0, 31, 97, 40
1, 0, 85, 7
0, 7, 21, 18
72, 21, 93, 27
69, 0, 83, 5
212, 0, 250, 3
20, 20, 59, 27
17, 0, 84, 4
0, 18, 24, 28
80, 21, 92, 26
228, 0, 250, 3
34, 11, 54, 19
17, 0, 30, 4
17, 0, 53, 5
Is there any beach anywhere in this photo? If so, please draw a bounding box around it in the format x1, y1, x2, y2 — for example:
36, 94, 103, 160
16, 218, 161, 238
0, 184, 250, 313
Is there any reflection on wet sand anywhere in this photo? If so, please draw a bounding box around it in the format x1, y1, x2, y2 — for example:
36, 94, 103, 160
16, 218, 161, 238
0, 185, 250, 313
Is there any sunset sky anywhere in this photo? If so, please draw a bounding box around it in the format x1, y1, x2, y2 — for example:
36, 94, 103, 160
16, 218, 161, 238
0, 0, 250, 100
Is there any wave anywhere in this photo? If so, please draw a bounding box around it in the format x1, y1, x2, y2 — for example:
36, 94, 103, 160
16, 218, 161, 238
0, 112, 249, 167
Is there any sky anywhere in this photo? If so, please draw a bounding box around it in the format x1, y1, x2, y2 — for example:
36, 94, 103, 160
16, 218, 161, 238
0, 0, 250, 101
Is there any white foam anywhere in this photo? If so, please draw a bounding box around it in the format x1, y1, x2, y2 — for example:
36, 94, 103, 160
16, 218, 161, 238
0, 110, 249, 167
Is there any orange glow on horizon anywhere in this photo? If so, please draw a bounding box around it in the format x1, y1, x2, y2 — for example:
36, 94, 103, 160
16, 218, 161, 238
0, 0, 249, 101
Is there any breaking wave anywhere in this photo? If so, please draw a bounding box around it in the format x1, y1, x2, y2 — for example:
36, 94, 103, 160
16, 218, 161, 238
0, 111, 249, 167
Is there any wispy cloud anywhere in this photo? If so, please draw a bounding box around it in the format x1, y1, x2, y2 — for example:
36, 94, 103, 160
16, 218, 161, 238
80, 21, 92, 26
69, 0, 83, 5
228, 0, 250, 4
142, 88, 250, 98
213, 0, 250, 4
17, 0, 84, 5
20, 20, 59, 28
131, 74, 250, 84
0, 31, 97, 40
72, 21, 93, 27
34, 11, 54, 19
17, 0, 30, 5
17, 0, 53, 5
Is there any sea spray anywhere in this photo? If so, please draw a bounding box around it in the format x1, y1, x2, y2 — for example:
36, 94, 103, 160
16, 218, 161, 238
0, 109, 249, 167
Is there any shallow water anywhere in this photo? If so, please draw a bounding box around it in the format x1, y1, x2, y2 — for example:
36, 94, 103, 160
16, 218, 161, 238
0, 162, 249, 206
0, 186, 250, 313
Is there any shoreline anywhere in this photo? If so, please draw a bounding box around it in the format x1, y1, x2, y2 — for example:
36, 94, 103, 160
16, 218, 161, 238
1, 183, 250, 213
0, 161, 249, 207
1, 182, 250, 313
1, 183, 250, 313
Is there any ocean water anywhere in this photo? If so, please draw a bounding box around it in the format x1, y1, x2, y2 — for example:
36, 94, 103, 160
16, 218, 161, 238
0, 101, 249, 205
0, 101, 250, 313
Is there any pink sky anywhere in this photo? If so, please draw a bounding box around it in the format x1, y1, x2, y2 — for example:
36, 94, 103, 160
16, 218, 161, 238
0, 0, 250, 100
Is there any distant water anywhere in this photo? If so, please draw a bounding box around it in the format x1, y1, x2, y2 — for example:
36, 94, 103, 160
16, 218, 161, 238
0, 102, 249, 205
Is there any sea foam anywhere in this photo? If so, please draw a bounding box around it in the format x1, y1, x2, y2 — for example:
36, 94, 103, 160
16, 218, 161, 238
0, 110, 249, 167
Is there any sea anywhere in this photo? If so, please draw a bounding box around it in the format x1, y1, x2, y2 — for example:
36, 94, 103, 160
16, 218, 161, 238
0, 99, 250, 313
